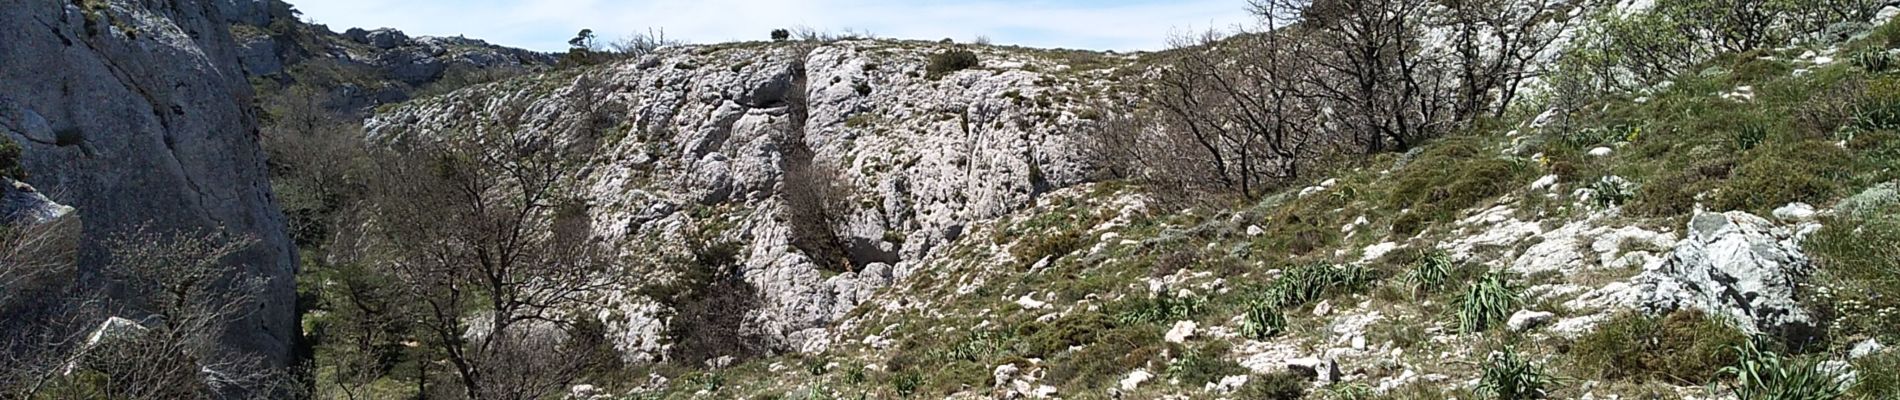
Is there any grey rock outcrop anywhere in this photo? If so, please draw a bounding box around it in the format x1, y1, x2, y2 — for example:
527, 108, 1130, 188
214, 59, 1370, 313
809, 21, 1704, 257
1, 0, 297, 368
0, 179, 74, 225
1577, 211, 1817, 336
369, 40, 1129, 360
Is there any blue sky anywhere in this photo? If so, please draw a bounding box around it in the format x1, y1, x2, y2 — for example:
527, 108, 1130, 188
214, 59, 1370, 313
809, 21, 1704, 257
290, 0, 1256, 52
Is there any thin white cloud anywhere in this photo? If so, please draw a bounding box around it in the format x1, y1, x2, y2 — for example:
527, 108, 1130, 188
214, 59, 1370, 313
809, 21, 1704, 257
290, 0, 1257, 52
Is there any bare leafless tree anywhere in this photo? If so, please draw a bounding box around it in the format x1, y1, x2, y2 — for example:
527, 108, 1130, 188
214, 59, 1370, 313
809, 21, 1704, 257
1255, 0, 1455, 153
3, 225, 286, 400
1443, 0, 1579, 121
365, 123, 614, 400
1141, 27, 1339, 200
609, 28, 683, 57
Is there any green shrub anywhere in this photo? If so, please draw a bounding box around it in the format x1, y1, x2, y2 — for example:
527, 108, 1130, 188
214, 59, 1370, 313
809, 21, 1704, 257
1478, 348, 1550, 400
0, 138, 25, 179
1023, 312, 1113, 358
1388, 140, 1532, 235
1715, 140, 1854, 214
1722, 341, 1847, 400
805, 356, 832, 376
1587, 176, 1635, 208
1043, 326, 1162, 388
1165, 343, 1248, 386
891, 372, 923, 397
1458, 273, 1519, 333
1626, 159, 1733, 218
926, 50, 980, 79
1569, 310, 1750, 385
1238, 370, 1311, 400
1011, 229, 1087, 264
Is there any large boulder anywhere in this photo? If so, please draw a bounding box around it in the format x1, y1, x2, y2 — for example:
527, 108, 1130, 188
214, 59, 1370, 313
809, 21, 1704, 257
1580, 211, 1817, 338
0, 0, 297, 369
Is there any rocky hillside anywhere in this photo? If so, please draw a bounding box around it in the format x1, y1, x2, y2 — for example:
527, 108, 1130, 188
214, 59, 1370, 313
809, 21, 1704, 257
0, 0, 296, 369
351, 3, 1900, 400
220, 0, 555, 115
367, 40, 1136, 361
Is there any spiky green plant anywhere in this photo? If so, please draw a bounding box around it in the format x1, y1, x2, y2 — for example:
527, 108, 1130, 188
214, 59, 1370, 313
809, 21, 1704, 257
805, 356, 832, 376
1459, 273, 1519, 333
1265, 263, 1375, 309
1478, 348, 1549, 400
1404, 250, 1454, 293
1240, 299, 1287, 341
1114, 290, 1203, 325
1589, 177, 1636, 208
891, 372, 923, 397
1721, 341, 1846, 400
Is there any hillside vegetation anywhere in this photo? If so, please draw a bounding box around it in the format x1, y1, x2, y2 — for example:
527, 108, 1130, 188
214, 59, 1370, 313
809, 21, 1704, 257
231, 0, 1900, 399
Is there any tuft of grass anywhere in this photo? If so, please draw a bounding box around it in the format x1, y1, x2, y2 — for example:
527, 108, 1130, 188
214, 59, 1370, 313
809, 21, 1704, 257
1804, 191, 1900, 343
1458, 273, 1519, 334
890, 372, 923, 397
1479, 348, 1550, 400
1567, 310, 1750, 385
1850, 351, 1900, 399
1721, 341, 1846, 400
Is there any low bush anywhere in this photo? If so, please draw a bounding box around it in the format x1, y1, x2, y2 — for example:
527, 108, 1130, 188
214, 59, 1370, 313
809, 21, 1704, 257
1165, 343, 1248, 386
1010, 229, 1088, 264
1387, 140, 1533, 235
926, 49, 980, 79
1238, 370, 1311, 400
1714, 140, 1854, 214
1022, 312, 1113, 358
1043, 327, 1162, 388
1625, 158, 1733, 218
0, 139, 23, 179
1568, 310, 1750, 385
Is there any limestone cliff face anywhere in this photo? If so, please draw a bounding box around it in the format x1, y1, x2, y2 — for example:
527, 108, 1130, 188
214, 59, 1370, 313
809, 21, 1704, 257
0, 0, 297, 367
368, 41, 1134, 361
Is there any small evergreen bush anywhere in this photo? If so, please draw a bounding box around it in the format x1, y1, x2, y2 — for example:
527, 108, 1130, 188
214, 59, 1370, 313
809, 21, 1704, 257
927, 49, 980, 79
